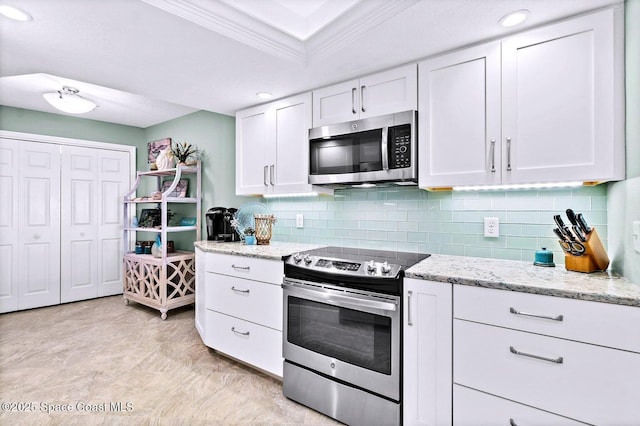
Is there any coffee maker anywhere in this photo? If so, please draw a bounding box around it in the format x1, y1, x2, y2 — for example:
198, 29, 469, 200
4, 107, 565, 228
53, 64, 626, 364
206, 207, 239, 242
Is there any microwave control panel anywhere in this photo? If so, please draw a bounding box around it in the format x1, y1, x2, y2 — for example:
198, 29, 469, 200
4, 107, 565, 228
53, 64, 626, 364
388, 124, 411, 169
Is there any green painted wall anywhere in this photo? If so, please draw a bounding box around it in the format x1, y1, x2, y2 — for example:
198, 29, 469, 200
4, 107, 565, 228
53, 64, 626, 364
144, 110, 246, 247
0, 105, 144, 147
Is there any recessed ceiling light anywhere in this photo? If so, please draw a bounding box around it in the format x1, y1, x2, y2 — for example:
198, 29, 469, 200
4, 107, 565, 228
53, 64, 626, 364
0, 4, 33, 21
499, 9, 529, 27
256, 91, 273, 100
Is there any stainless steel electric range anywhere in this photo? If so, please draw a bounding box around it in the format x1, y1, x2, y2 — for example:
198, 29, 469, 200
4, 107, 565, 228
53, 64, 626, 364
282, 246, 430, 426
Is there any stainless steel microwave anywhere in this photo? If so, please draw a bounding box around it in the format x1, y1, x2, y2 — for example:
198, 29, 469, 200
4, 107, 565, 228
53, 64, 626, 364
308, 110, 417, 186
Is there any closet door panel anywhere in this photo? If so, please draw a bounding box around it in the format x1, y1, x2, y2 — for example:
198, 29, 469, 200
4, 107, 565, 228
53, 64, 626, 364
61, 147, 98, 302
0, 139, 19, 312
18, 142, 60, 310
98, 150, 129, 296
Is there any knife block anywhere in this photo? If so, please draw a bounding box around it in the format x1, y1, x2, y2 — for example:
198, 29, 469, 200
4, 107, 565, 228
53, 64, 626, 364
563, 227, 609, 273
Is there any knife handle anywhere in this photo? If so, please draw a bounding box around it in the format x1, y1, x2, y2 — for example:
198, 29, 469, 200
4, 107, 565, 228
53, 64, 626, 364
576, 213, 591, 234
553, 228, 568, 242
566, 209, 578, 226
573, 225, 586, 242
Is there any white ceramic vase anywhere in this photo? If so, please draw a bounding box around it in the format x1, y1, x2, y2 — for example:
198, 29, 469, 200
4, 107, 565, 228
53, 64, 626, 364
155, 147, 175, 170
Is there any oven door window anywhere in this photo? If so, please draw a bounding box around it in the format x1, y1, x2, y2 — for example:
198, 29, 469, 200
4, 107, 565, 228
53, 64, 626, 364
309, 129, 383, 175
287, 296, 392, 375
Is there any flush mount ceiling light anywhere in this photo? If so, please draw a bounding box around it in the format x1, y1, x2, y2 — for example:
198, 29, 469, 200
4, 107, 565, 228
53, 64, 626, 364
42, 86, 98, 114
499, 9, 530, 27
256, 91, 273, 100
0, 4, 33, 21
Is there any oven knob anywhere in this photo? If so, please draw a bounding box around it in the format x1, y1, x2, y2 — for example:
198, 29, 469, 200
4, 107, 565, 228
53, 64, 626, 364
381, 261, 391, 274
303, 254, 313, 265
330, 362, 336, 369
366, 260, 376, 273
292, 253, 302, 264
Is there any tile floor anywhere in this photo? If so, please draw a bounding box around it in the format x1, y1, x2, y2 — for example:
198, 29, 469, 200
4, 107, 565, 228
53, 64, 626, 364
0, 296, 341, 425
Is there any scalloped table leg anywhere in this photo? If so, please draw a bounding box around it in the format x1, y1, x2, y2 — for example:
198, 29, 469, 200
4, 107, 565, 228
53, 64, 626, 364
123, 297, 129, 305
160, 310, 168, 320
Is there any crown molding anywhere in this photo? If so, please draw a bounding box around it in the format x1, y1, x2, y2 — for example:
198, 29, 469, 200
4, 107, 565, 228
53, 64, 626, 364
141, 0, 306, 63
141, 0, 418, 63
306, 0, 419, 61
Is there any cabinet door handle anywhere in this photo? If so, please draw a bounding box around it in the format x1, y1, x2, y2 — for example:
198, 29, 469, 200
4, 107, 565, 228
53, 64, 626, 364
270, 164, 275, 185
506, 137, 512, 171
490, 139, 496, 173
263, 165, 268, 186
407, 290, 413, 326
231, 264, 250, 271
231, 326, 250, 336
351, 87, 357, 114
231, 286, 250, 294
509, 346, 564, 364
361, 85, 366, 112
509, 307, 563, 322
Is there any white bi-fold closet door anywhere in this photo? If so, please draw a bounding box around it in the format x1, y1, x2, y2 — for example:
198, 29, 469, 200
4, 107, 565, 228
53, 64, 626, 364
60, 146, 130, 303
0, 133, 133, 313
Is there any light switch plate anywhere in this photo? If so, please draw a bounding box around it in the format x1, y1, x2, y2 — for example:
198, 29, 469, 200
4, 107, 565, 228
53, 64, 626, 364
484, 217, 499, 238
633, 221, 640, 253
296, 214, 304, 228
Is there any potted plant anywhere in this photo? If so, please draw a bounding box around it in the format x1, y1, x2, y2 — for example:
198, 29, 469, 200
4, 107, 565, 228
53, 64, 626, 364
171, 141, 200, 165
243, 227, 256, 245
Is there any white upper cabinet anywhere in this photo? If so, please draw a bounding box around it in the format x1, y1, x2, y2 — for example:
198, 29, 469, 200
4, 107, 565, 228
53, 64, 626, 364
502, 8, 624, 184
235, 106, 272, 195
418, 42, 502, 188
312, 64, 417, 127
419, 8, 624, 189
236, 93, 332, 196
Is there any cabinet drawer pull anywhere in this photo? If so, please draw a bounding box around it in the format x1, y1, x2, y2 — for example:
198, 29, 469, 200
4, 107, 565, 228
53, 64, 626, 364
407, 290, 413, 326
231, 286, 250, 294
231, 326, 250, 336
509, 307, 563, 322
361, 85, 366, 112
231, 264, 250, 271
509, 346, 563, 364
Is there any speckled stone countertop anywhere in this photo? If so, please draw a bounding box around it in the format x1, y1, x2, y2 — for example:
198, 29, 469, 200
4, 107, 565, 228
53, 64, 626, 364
194, 241, 323, 261
406, 254, 640, 307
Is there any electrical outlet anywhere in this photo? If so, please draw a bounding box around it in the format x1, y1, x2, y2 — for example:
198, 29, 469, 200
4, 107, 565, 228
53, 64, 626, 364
484, 217, 500, 238
633, 221, 640, 254
296, 213, 304, 228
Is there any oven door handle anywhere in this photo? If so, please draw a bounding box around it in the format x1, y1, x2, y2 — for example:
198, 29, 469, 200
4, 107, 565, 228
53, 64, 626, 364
283, 281, 398, 312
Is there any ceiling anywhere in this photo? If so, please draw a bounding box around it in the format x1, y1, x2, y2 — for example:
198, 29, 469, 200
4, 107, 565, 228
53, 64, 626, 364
0, 0, 621, 128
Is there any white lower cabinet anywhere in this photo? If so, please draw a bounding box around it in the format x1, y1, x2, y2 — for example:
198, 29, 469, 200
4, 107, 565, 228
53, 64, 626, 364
453, 285, 640, 425
454, 385, 588, 426
403, 278, 452, 426
199, 251, 284, 378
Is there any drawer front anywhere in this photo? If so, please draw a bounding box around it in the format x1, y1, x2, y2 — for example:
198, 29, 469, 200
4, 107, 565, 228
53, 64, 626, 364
205, 310, 283, 377
454, 385, 587, 426
454, 319, 640, 425
454, 284, 640, 353
205, 273, 282, 330
205, 252, 283, 284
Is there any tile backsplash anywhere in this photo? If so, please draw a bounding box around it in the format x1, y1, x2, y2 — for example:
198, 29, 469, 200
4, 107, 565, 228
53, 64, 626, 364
263, 185, 608, 264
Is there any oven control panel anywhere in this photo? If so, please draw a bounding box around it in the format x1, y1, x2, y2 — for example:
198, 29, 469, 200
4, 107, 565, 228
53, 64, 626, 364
288, 254, 401, 278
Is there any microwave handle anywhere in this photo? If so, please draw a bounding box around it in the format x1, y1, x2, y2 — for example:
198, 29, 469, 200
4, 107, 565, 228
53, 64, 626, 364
381, 126, 389, 171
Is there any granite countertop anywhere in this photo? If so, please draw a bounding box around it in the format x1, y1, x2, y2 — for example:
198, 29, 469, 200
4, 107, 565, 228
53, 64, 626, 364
406, 254, 640, 307
194, 241, 640, 307
194, 241, 324, 261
